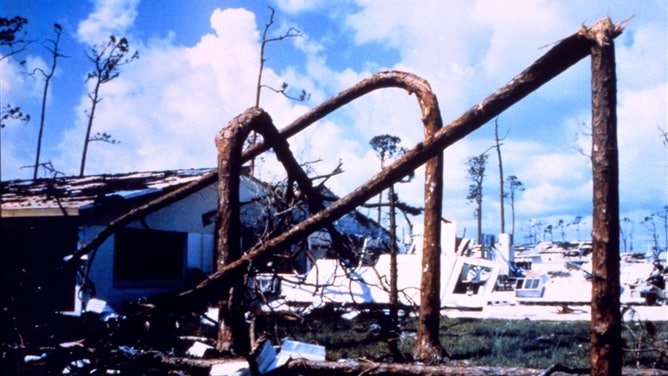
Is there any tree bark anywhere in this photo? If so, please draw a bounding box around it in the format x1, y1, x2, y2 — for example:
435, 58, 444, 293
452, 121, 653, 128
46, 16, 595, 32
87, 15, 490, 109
586, 17, 623, 376
214, 110, 258, 354
413, 98, 445, 362
214, 108, 359, 354
388, 184, 399, 354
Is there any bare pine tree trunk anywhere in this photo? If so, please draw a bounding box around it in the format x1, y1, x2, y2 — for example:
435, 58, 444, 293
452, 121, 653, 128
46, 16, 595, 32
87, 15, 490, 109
388, 185, 400, 356
588, 18, 623, 376
495, 120, 505, 234
80, 83, 101, 177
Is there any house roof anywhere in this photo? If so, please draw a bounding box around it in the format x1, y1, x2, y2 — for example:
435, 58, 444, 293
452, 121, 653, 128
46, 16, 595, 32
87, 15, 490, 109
1, 168, 216, 217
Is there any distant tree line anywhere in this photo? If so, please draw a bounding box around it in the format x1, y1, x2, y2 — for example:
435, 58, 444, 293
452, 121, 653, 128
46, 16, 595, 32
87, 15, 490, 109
464, 117, 666, 255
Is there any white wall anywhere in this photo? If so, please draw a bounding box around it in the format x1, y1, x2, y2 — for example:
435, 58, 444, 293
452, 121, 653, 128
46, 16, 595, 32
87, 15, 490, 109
77, 184, 219, 311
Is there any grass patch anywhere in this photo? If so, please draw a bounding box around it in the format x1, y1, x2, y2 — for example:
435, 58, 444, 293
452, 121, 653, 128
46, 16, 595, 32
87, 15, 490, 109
255, 307, 668, 370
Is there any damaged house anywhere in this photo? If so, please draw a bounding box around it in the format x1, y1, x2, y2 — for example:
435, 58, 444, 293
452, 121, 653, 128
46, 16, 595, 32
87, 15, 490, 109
0, 168, 391, 320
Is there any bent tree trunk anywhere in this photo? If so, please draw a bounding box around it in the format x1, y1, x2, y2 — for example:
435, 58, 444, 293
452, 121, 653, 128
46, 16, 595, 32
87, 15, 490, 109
214, 109, 356, 354
185, 19, 623, 365
413, 101, 446, 362
214, 72, 447, 360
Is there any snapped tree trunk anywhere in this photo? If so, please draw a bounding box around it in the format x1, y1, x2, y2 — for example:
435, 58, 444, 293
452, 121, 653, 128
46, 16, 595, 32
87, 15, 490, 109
587, 17, 623, 376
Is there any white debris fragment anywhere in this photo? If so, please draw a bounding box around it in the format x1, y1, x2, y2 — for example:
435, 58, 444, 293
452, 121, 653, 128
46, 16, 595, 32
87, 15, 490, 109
85, 298, 119, 322
341, 310, 359, 320
23, 353, 47, 363
253, 339, 326, 374
201, 307, 219, 326
186, 341, 213, 357
276, 340, 326, 366
209, 360, 251, 376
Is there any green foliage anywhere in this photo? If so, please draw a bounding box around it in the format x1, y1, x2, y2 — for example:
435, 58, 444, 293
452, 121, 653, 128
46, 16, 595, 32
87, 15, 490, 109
466, 153, 488, 207
1, 16, 32, 128
86, 35, 139, 84
370, 134, 403, 163
1, 104, 30, 128
437, 319, 591, 368
0, 16, 29, 48
255, 309, 668, 369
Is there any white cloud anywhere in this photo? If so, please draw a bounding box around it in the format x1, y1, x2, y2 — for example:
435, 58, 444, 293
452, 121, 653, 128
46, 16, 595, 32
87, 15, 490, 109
273, 0, 342, 14
618, 84, 668, 210
57, 8, 268, 175
471, 0, 566, 77
0, 55, 45, 104
77, 0, 140, 45
617, 22, 668, 90
345, 1, 485, 116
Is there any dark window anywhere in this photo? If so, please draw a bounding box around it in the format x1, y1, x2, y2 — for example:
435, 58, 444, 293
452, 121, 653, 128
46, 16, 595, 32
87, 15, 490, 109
114, 228, 186, 287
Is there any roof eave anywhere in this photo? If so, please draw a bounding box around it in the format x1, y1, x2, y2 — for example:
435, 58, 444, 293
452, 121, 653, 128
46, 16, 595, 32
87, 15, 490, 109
1, 207, 80, 218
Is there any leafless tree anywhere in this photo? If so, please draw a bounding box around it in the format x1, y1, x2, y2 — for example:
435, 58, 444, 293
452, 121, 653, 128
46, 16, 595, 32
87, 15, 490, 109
588, 18, 624, 374
28, 23, 65, 179
369, 134, 408, 356
620, 217, 634, 252
571, 215, 583, 241
642, 206, 668, 258
493, 118, 509, 234
248, 6, 304, 175
659, 126, 668, 149
79, 35, 138, 176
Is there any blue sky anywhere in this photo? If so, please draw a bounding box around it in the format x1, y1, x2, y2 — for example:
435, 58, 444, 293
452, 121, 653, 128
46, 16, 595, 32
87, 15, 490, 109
1, 0, 666, 248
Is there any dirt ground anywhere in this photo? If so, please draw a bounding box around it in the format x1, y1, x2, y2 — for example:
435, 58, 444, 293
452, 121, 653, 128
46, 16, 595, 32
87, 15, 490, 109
442, 303, 667, 322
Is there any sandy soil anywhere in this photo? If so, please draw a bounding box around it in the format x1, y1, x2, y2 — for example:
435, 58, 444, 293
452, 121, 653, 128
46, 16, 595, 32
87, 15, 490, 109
444, 303, 668, 322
